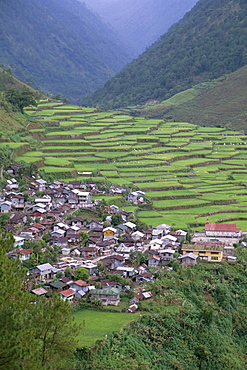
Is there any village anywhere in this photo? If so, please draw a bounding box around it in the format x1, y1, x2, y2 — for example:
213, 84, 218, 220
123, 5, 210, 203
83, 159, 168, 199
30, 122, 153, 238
1, 164, 245, 313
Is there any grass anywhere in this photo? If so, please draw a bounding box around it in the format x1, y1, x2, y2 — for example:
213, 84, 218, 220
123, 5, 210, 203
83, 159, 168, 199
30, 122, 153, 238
73, 309, 140, 347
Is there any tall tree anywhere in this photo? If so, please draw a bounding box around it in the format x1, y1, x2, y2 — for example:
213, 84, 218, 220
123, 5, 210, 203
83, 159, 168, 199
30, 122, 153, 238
0, 146, 13, 179
0, 229, 80, 369
31, 294, 80, 369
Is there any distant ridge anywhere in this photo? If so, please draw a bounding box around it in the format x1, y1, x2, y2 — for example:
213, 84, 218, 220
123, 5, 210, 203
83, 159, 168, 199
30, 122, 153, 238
0, 0, 132, 103
82, 0, 198, 56
82, 0, 247, 109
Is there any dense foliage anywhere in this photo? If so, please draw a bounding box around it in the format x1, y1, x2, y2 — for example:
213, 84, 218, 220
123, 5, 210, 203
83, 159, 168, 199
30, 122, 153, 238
0, 229, 79, 370
82, 0, 247, 109
4, 89, 37, 113
75, 253, 247, 369
0, 0, 132, 104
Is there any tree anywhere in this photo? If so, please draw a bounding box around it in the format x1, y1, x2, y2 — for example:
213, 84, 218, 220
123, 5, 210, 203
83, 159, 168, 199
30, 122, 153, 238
0, 229, 34, 369
74, 267, 89, 282
0, 229, 81, 369
0, 145, 13, 179
0, 213, 9, 227
80, 231, 89, 247
31, 294, 80, 369
111, 213, 123, 226
5, 88, 38, 114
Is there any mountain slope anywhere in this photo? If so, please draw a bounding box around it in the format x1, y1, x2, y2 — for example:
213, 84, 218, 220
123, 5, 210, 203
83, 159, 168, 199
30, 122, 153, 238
82, 0, 198, 56
0, 0, 132, 103
135, 66, 247, 132
82, 0, 247, 109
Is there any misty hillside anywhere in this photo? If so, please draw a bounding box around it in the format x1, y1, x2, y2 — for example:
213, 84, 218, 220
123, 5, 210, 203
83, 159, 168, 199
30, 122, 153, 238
82, 0, 247, 109
0, 0, 132, 103
82, 0, 198, 56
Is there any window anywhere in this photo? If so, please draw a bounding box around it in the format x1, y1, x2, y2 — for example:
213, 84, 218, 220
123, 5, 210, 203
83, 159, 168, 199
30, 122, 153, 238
211, 257, 218, 260
211, 252, 219, 255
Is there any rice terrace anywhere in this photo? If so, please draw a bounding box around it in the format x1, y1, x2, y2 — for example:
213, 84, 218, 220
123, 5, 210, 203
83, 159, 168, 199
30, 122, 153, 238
6, 100, 247, 231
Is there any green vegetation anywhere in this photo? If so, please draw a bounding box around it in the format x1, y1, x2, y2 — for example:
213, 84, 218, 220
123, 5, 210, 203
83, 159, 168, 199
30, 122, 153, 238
74, 310, 139, 347
0, 229, 79, 370
75, 256, 247, 369
82, 0, 247, 110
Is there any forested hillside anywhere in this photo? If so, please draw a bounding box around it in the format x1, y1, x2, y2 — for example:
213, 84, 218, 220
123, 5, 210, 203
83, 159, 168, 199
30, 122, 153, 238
82, 0, 198, 56
134, 65, 247, 132
82, 0, 247, 109
75, 252, 247, 369
0, 0, 132, 103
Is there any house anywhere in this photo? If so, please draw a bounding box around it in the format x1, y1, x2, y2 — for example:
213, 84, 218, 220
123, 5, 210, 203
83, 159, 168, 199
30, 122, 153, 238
0, 201, 12, 213
89, 220, 103, 230
70, 217, 86, 228
116, 244, 135, 259
31, 287, 48, 296
50, 237, 69, 248
69, 280, 89, 297
155, 223, 171, 235
79, 246, 98, 259
100, 279, 123, 291
147, 255, 161, 267
116, 266, 135, 278
81, 262, 98, 275
35, 179, 47, 191
159, 249, 176, 263
103, 227, 117, 240
128, 304, 138, 313
118, 209, 133, 222
9, 213, 27, 226
133, 272, 153, 284
49, 280, 67, 292
181, 242, 224, 262
60, 288, 75, 302
109, 204, 119, 214
127, 191, 146, 204
124, 221, 136, 232
71, 190, 92, 205
131, 231, 145, 243
149, 238, 163, 250
19, 249, 33, 262
162, 234, 177, 246
14, 236, 25, 248
31, 263, 58, 281
178, 253, 198, 265
51, 228, 66, 239
90, 287, 121, 306
107, 254, 125, 269
204, 223, 242, 238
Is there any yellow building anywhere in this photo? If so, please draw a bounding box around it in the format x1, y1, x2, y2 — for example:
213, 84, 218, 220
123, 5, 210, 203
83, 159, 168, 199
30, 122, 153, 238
181, 243, 224, 262
103, 227, 117, 240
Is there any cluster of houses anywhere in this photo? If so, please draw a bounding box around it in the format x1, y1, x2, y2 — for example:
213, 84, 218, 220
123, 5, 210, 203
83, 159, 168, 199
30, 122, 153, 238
1, 174, 244, 311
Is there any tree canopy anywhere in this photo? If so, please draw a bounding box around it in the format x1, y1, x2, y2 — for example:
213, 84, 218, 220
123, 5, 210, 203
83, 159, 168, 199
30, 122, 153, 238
4, 89, 38, 113
0, 229, 80, 369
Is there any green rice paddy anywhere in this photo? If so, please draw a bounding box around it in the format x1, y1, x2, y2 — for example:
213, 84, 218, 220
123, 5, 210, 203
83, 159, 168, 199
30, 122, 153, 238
18, 100, 247, 230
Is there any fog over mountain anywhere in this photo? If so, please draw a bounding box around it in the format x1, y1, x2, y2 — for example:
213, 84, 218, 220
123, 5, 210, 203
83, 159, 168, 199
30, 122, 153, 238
0, 0, 133, 103
81, 0, 199, 56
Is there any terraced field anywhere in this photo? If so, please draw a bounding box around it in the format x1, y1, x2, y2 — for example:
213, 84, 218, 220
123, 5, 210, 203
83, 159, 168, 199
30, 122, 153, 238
12, 101, 247, 230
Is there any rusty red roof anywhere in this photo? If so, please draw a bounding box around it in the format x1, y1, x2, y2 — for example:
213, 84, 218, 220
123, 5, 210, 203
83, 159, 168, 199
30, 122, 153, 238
73, 280, 88, 287
61, 289, 75, 297
205, 223, 241, 232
